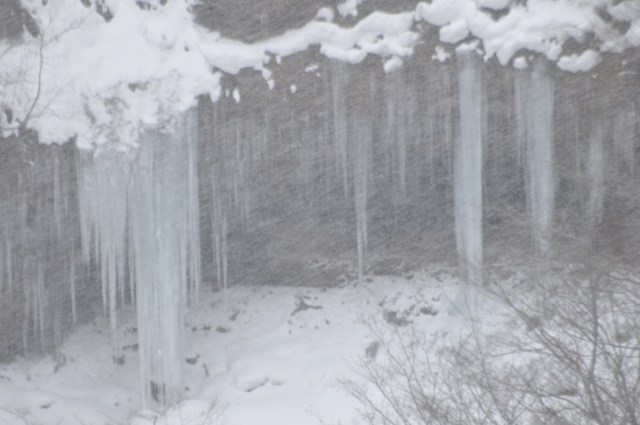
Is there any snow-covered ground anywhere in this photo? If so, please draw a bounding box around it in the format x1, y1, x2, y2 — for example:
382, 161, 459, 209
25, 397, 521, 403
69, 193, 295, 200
0, 266, 470, 425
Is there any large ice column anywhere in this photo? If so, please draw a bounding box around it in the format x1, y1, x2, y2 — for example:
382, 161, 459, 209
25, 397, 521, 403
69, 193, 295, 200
455, 50, 483, 284
331, 62, 371, 282
524, 59, 555, 254
78, 109, 199, 408
130, 111, 199, 408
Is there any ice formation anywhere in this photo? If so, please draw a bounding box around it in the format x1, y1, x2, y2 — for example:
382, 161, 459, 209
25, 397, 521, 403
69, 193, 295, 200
455, 49, 483, 283
77, 109, 200, 407
0, 0, 638, 412
523, 59, 554, 254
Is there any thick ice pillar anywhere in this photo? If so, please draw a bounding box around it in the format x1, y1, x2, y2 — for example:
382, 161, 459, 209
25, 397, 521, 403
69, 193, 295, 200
131, 111, 198, 408
78, 109, 199, 408
455, 50, 483, 284
524, 59, 555, 254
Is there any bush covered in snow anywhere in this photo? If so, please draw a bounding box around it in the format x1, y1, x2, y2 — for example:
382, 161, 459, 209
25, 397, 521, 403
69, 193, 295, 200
348, 260, 640, 425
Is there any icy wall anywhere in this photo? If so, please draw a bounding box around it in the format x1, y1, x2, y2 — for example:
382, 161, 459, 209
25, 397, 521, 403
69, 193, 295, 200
1, 0, 640, 409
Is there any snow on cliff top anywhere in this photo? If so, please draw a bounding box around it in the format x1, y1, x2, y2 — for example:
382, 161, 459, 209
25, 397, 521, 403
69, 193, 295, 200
0, 0, 638, 148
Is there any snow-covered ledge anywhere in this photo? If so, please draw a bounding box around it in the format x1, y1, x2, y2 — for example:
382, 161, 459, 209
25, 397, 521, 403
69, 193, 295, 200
1, 0, 637, 149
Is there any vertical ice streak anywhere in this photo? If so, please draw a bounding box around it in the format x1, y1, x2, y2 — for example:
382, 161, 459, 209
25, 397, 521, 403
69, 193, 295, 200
525, 59, 554, 254
513, 73, 527, 167
22, 272, 30, 354
385, 71, 408, 215
332, 62, 350, 198
353, 111, 370, 284
128, 135, 156, 409
397, 96, 407, 203
36, 265, 45, 351
442, 72, 454, 177
0, 238, 4, 294
5, 238, 12, 294
455, 50, 483, 284
185, 108, 201, 304
587, 118, 604, 235
70, 247, 76, 324
53, 151, 62, 238
212, 174, 228, 292
613, 104, 635, 175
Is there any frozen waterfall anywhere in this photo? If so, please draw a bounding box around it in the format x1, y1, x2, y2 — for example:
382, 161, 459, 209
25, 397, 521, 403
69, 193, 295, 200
77, 110, 200, 407
1, 35, 639, 415
522, 59, 555, 255
455, 50, 483, 284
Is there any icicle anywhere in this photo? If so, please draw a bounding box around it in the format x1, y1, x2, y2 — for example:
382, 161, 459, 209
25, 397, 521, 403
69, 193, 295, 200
108, 238, 117, 352
53, 150, 62, 238
222, 209, 228, 292
613, 103, 635, 175
185, 108, 201, 304
36, 265, 45, 352
385, 71, 408, 215
385, 82, 396, 187
332, 62, 350, 198
397, 94, 407, 202
234, 125, 241, 211
455, 50, 483, 284
233, 120, 252, 230
0, 236, 3, 294
22, 278, 30, 355
351, 73, 373, 284
128, 223, 136, 307
76, 151, 93, 266
77, 151, 129, 347
298, 113, 313, 203
100, 243, 108, 316
129, 135, 157, 409
524, 58, 554, 254
211, 174, 228, 292
70, 247, 76, 324
353, 113, 369, 284
587, 117, 604, 234
5, 238, 12, 295
442, 72, 454, 177
513, 73, 527, 167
